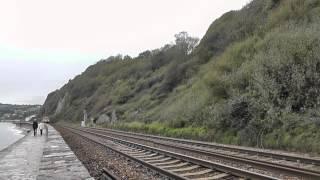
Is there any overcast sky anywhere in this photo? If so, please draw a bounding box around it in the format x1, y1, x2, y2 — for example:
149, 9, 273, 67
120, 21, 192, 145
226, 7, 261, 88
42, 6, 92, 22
0, 0, 249, 105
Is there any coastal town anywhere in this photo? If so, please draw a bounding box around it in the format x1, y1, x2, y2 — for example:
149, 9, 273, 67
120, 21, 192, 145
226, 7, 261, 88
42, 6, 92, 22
0, 103, 41, 121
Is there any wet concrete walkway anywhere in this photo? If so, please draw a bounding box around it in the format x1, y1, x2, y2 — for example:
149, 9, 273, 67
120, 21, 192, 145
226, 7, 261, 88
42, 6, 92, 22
0, 125, 92, 180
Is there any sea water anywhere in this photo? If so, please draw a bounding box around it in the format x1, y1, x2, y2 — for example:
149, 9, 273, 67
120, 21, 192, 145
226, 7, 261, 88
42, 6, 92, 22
0, 122, 24, 151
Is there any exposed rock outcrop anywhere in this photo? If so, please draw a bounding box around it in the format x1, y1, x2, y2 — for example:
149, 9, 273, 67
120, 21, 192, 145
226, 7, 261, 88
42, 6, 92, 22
96, 114, 111, 124
55, 93, 68, 115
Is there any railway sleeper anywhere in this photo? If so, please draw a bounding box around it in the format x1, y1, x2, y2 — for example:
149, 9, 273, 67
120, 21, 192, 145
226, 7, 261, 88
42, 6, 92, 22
194, 173, 231, 180
170, 165, 200, 173
153, 160, 181, 166
132, 153, 158, 158
180, 169, 213, 177
146, 157, 172, 163
140, 155, 165, 161
159, 162, 189, 169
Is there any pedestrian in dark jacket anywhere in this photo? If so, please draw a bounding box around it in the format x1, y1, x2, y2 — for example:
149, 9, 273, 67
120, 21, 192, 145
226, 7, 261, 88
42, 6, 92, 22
32, 121, 38, 136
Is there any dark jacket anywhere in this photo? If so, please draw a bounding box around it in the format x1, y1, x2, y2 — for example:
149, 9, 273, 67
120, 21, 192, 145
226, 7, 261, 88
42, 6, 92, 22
33, 121, 38, 129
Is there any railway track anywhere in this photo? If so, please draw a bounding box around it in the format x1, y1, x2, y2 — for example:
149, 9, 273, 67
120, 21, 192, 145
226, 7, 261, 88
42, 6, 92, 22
64, 126, 278, 180
90, 127, 320, 166
101, 168, 120, 180
83, 127, 320, 180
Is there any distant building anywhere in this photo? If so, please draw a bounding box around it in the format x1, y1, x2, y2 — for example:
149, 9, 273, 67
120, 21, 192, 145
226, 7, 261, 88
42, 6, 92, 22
4, 113, 11, 118
43, 116, 50, 123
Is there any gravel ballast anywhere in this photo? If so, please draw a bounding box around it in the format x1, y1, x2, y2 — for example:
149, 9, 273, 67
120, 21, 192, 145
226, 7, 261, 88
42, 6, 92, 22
55, 126, 166, 180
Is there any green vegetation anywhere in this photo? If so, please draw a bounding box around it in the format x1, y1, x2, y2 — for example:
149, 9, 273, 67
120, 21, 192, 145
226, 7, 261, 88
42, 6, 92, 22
0, 103, 41, 120
104, 121, 208, 140
43, 0, 320, 154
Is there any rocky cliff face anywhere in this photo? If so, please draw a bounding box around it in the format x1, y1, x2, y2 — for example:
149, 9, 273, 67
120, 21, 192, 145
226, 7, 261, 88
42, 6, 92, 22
54, 93, 69, 115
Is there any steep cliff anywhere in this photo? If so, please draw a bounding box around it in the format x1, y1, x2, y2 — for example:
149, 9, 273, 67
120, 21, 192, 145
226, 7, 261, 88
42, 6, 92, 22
43, 0, 320, 153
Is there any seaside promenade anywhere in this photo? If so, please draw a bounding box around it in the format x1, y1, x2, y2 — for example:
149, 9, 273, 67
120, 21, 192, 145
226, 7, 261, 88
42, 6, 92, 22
0, 124, 93, 180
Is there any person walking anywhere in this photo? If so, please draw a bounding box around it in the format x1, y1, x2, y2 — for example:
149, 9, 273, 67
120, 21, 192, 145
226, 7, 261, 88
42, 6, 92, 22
39, 122, 45, 136
32, 120, 38, 136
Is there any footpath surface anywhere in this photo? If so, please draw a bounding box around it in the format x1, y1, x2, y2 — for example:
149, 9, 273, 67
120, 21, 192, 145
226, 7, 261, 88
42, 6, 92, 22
0, 125, 93, 180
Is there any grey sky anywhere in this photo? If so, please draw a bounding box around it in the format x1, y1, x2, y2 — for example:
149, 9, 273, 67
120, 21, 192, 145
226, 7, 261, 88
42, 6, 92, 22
0, 0, 249, 105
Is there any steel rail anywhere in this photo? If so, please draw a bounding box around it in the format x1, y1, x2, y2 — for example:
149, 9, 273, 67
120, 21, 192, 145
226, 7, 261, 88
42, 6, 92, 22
63, 126, 190, 180
70, 126, 279, 180
86, 127, 320, 180
91, 127, 320, 166
101, 168, 121, 180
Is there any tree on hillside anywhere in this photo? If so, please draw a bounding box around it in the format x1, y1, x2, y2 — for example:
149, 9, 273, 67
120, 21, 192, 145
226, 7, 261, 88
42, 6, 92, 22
174, 31, 199, 55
